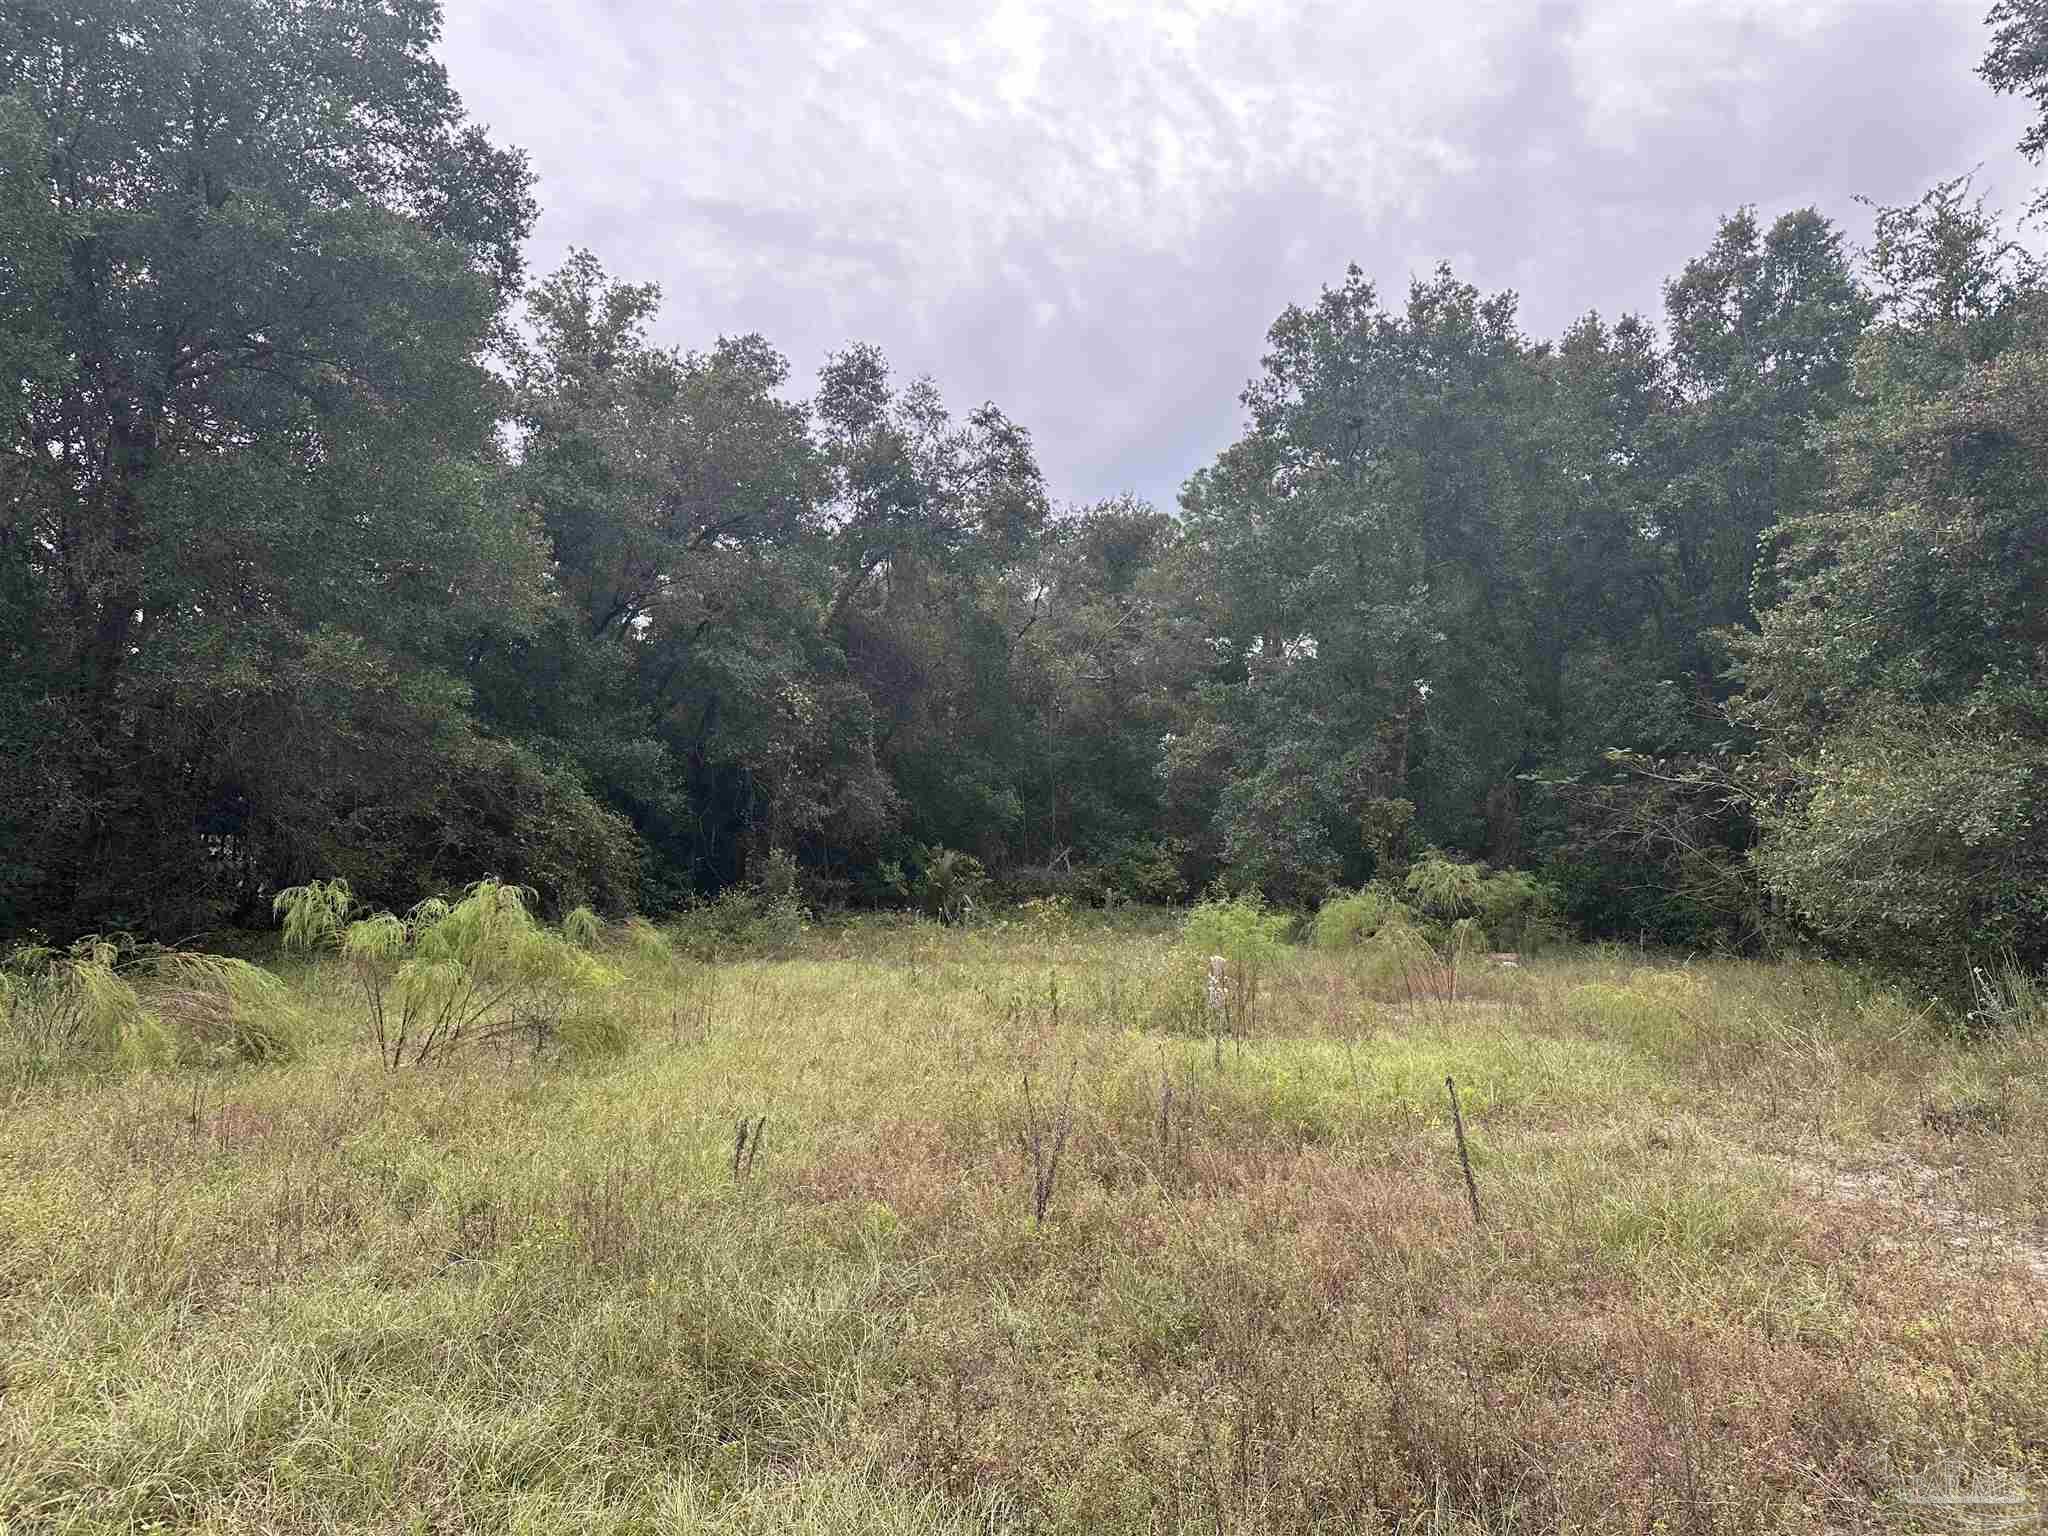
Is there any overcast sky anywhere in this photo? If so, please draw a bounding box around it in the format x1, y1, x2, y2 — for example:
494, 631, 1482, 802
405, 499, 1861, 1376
439, 0, 2039, 509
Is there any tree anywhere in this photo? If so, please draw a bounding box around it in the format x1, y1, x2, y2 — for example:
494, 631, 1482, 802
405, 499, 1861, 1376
1526, 211, 1867, 944
1173, 265, 1559, 899
0, 0, 635, 935
814, 345, 1052, 876
1727, 183, 2048, 979
489, 251, 872, 902
1982, 0, 2048, 218
1012, 497, 1197, 884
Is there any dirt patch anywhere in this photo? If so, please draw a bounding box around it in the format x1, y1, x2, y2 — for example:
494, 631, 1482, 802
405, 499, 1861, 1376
1785, 1150, 2048, 1287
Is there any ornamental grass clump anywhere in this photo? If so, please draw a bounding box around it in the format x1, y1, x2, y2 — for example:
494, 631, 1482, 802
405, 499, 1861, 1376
0, 936, 165, 1081
274, 877, 615, 1068
1, 935, 300, 1081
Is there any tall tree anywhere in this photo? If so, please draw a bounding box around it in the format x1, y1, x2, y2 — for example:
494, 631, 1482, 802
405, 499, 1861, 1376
1982, 0, 2048, 218
814, 345, 1051, 874
0, 0, 634, 936
1650, 208, 1870, 684
1727, 183, 2048, 978
1169, 265, 1559, 901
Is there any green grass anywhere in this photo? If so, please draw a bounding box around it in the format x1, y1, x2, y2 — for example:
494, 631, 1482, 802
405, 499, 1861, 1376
2, 916, 2045, 1532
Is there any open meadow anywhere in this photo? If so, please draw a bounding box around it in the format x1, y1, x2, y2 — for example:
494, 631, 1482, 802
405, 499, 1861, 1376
2, 910, 2045, 1534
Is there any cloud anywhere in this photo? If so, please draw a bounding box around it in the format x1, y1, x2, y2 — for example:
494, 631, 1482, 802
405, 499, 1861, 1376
438, 0, 2038, 507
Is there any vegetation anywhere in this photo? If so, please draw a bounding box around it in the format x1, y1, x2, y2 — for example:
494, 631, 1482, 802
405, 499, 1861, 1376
1, 0, 2043, 1007
2, 934, 300, 1084
1, 914, 2044, 1530
274, 878, 613, 1068
3, 2, 2047, 1520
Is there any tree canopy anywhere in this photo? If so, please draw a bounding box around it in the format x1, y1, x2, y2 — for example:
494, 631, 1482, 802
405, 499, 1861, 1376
3, 0, 2043, 995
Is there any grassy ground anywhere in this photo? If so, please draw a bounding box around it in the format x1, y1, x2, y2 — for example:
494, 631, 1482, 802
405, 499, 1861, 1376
2, 911, 2044, 1533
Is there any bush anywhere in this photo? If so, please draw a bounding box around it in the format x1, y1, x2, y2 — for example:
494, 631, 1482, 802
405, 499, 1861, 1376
1, 935, 298, 1080
1, 936, 165, 1080
1470, 868, 1567, 953
996, 863, 1093, 906
915, 845, 988, 926
1097, 836, 1190, 906
1310, 885, 1403, 951
1403, 853, 1566, 953
275, 876, 613, 1067
1402, 854, 1487, 924
671, 888, 808, 958
1181, 892, 1292, 1037
1009, 894, 1082, 938
1967, 953, 2048, 1036
147, 951, 306, 1066
668, 854, 811, 959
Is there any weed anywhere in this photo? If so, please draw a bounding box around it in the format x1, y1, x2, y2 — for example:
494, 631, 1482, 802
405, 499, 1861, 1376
274, 876, 613, 1067
1018, 1063, 1077, 1225
733, 1113, 768, 1181
3, 916, 2044, 1531
1445, 1075, 1482, 1227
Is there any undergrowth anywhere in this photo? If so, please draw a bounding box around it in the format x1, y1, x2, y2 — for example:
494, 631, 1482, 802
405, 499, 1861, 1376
1, 912, 2043, 1532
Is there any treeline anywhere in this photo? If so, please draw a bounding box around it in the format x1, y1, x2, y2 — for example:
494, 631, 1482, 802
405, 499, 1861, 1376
3, 0, 2045, 988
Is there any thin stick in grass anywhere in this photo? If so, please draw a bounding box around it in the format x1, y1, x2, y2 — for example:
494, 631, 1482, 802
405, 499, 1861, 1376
732, 1113, 767, 1182
1019, 1064, 1077, 1225
1446, 1075, 1482, 1227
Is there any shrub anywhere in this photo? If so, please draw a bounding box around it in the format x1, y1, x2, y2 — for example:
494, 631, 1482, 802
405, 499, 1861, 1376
1470, 868, 1567, 953
1351, 908, 1493, 1002
1402, 853, 1487, 924
562, 905, 604, 948
996, 863, 1093, 906
146, 951, 305, 1066
1181, 892, 1291, 1036
1097, 836, 1190, 906
915, 845, 988, 926
668, 858, 810, 959
1403, 852, 1567, 953
0, 935, 298, 1079
1967, 953, 2048, 1036
274, 876, 613, 1067
1010, 894, 1081, 938
1, 936, 166, 1079
1310, 885, 1402, 951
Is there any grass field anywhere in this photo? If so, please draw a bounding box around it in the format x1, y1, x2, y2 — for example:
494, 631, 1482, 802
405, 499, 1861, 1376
2, 911, 2045, 1532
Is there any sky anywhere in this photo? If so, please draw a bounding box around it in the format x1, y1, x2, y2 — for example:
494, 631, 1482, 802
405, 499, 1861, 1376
438, 0, 2040, 510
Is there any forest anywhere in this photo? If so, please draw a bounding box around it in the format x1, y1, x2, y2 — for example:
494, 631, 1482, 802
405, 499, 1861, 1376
4, 0, 2047, 995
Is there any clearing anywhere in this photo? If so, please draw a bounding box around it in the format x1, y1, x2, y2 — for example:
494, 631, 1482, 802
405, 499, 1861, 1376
2, 914, 2044, 1532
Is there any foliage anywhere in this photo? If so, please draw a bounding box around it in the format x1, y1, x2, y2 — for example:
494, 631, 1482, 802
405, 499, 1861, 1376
914, 845, 989, 927
147, 951, 307, 1068
1968, 951, 2048, 1035
1316, 866, 1562, 958
0, 936, 165, 1079
1982, 0, 2048, 219
1310, 886, 1403, 951
1402, 853, 1489, 922
5, 0, 2046, 1006
0, 0, 558, 937
1098, 837, 1191, 906
0, 934, 299, 1080
274, 877, 612, 1067
1180, 891, 1292, 1036
670, 887, 809, 960
1725, 182, 2048, 984
1468, 868, 1568, 953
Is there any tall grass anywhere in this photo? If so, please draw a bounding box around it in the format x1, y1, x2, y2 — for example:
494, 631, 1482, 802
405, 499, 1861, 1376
1, 914, 2042, 1532
1, 935, 301, 1084
274, 877, 613, 1067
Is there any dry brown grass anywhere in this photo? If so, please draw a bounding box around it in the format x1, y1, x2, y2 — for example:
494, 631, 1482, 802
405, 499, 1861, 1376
0, 919, 2042, 1531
